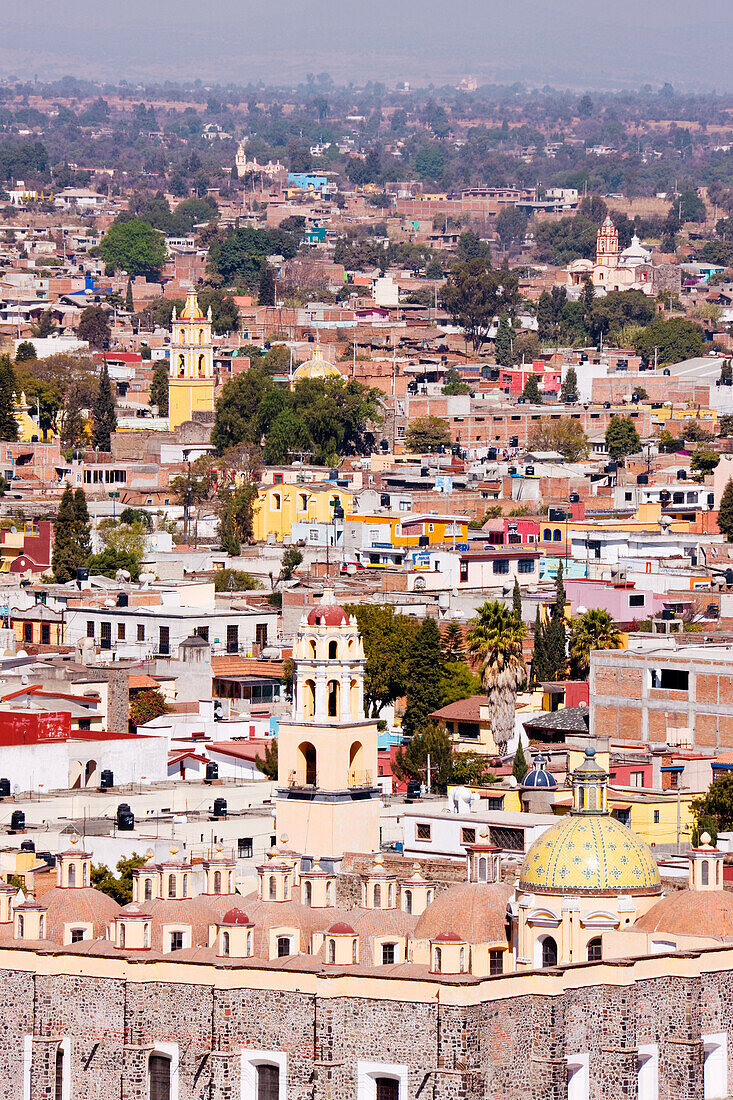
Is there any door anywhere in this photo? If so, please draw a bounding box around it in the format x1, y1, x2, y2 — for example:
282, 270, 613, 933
256, 1064, 279, 1100
100, 622, 112, 650
227, 624, 239, 653
148, 1055, 171, 1100
158, 626, 170, 656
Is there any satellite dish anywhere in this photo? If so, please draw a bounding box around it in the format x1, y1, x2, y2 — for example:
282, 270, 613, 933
10, 526, 16, 534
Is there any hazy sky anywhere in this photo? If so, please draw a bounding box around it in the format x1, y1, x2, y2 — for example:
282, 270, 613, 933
3, 0, 732, 91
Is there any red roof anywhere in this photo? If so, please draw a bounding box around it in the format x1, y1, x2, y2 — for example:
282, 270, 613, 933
221, 908, 251, 925
327, 921, 356, 934
306, 604, 348, 627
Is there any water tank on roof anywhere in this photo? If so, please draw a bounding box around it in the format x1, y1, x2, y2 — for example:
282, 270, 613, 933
525, 465, 535, 476
0, 778, 10, 798
205, 762, 219, 782
637, 473, 649, 485
213, 797, 227, 819
20, 839, 34, 852
677, 470, 687, 480
10, 810, 25, 832
100, 770, 113, 790
116, 592, 129, 607
569, 492, 580, 503
116, 804, 134, 831
380, 494, 390, 507
418, 535, 430, 547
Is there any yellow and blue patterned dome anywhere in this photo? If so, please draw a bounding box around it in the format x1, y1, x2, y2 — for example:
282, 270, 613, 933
519, 747, 661, 897
292, 345, 343, 382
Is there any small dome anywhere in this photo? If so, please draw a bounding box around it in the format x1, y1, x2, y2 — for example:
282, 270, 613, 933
221, 908, 251, 925
414, 882, 512, 944
522, 755, 557, 789
292, 345, 343, 382
178, 288, 205, 321
306, 604, 349, 627
634, 890, 733, 937
327, 921, 356, 935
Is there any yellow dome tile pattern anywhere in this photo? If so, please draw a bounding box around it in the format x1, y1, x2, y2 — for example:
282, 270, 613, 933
293, 345, 343, 381
519, 813, 661, 896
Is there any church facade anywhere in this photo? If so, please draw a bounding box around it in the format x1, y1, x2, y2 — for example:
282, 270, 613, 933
168, 288, 215, 432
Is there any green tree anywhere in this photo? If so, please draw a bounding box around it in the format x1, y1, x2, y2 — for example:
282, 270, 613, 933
92, 361, 117, 451
15, 341, 36, 363
605, 415, 641, 460
214, 569, 264, 592
254, 738, 278, 780
99, 520, 147, 560
0, 356, 18, 441
344, 604, 419, 717
690, 446, 720, 478
678, 189, 706, 223
212, 368, 276, 452
91, 854, 147, 905
494, 314, 513, 367
263, 408, 311, 464
125, 278, 134, 313
532, 606, 548, 685
32, 310, 57, 339
522, 373, 541, 402
439, 662, 482, 706
99, 218, 166, 277
78, 305, 111, 350
441, 621, 465, 662
393, 722, 453, 794
560, 367, 578, 402
543, 565, 567, 682
495, 205, 529, 251
512, 740, 529, 782
149, 361, 169, 415
129, 689, 170, 730
692, 775, 733, 834
719, 479, 733, 541
216, 482, 258, 554
73, 489, 91, 559
441, 368, 470, 395
633, 317, 705, 366
691, 814, 718, 847
404, 415, 451, 453
528, 418, 589, 461
450, 752, 496, 787
721, 360, 733, 387
512, 578, 523, 624
466, 600, 526, 755
52, 485, 88, 582
402, 617, 443, 739
442, 259, 499, 352
258, 262, 276, 306
86, 549, 142, 581
569, 609, 622, 680
279, 546, 303, 581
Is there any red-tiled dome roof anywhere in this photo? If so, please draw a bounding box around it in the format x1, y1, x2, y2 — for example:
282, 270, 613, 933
414, 882, 512, 945
221, 908, 251, 925
634, 889, 733, 937
327, 921, 356, 934
306, 604, 348, 627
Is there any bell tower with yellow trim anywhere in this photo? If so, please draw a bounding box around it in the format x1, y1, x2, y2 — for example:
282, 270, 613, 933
168, 288, 215, 431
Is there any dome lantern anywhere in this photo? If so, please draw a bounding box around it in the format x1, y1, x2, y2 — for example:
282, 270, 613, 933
571, 746, 607, 814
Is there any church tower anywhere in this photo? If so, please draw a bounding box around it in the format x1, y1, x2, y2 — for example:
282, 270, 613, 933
596, 215, 620, 269
168, 288, 215, 432
275, 589, 381, 860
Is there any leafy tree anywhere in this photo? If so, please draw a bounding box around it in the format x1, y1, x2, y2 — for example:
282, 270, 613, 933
678, 189, 706, 223
442, 259, 505, 352
455, 230, 492, 263
92, 361, 117, 451
569, 609, 623, 680
721, 360, 733, 387
691, 815, 718, 848
402, 617, 443, 739
99, 218, 166, 277
605, 415, 641, 460
214, 569, 264, 592
534, 214, 598, 265
560, 367, 578, 402
633, 317, 705, 366
52, 485, 89, 582
99, 520, 147, 560
78, 305, 111, 350
522, 373, 541, 403
441, 621, 465, 662
404, 416, 451, 454
130, 689, 171, 730
86, 549, 142, 581
441, 368, 470, 395
512, 741, 529, 782
32, 311, 57, 339
119, 508, 152, 529
279, 546, 303, 581
450, 753, 496, 787
528, 418, 589, 461
208, 226, 300, 286
495, 205, 529, 251
258, 262, 276, 306
91, 854, 146, 905
466, 600, 526, 755
494, 314, 513, 367
15, 341, 36, 363
149, 361, 169, 415
216, 482, 258, 554
73, 490, 91, 559
263, 408, 311, 464
718, 479, 733, 541
393, 722, 453, 794
212, 368, 275, 451
692, 775, 733, 834
255, 738, 278, 780
543, 565, 567, 682
439, 662, 482, 706
344, 604, 419, 717
0, 356, 18, 441
690, 446, 720, 478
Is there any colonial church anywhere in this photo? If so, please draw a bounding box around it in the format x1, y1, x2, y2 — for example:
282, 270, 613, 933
567, 215, 655, 295
167, 287, 215, 431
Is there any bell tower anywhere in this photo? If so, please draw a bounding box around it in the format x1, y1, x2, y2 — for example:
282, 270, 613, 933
275, 589, 381, 860
168, 287, 215, 431
596, 215, 619, 268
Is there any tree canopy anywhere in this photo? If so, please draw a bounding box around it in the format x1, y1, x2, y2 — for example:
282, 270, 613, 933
99, 218, 166, 277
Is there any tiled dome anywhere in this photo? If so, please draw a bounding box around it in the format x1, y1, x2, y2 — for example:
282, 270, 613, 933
522, 755, 557, 789
306, 603, 349, 627
38, 886, 122, 942
414, 883, 512, 944
520, 813, 660, 896
292, 345, 343, 382
634, 890, 733, 937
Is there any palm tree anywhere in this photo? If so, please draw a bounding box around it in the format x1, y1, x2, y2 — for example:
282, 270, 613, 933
569, 609, 622, 680
466, 601, 526, 756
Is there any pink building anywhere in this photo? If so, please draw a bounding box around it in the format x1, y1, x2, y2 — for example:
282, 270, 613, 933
564, 578, 666, 624
498, 360, 562, 396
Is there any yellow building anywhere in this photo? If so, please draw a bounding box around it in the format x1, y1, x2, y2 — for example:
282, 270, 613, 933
168, 288, 215, 432
252, 483, 353, 543
275, 590, 381, 858
349, 513, 469, 548
13, 392, 40, 443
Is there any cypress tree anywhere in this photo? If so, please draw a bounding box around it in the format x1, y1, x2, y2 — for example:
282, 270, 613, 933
512, 740, 529, 782
258, 262, 276, 307
125, 278, 134, 314
52, 486, 86, 583
512, 578, 523, 624
494, 314, 513, 367
532, 606, 547, 684
92, 361, 117, 451
402, 617, 443, 739
0, 355, 19, 442
73, 489, 92, 559
150, 361, 169, 416
544, 565, 567, 680
718, 479, 733, 542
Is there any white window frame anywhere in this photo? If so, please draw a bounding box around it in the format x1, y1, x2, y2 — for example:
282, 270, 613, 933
637, 1043, 658, 1100
240, 1050, 287, 1100
149, 1042, 179, 1100
566, 1053, 589, 1100
357, 1060, 408, 1100
703, 1032, 728, 1099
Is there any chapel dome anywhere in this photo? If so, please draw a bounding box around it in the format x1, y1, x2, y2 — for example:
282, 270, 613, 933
414, 882, 512, 944
522, 755, 557, 789
178, 288, 205, 321
306, 603, 349, 627
39, 886, 122, 942
633, 889, 733, 937
292, 345, 343, 382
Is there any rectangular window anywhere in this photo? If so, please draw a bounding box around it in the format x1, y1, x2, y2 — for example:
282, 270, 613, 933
55, 1048, 64, 1100
518, 559, 534, 573
489, 949, 503, 976
23, 623, 32, 643
416, 822, 431, 840
277, 936, 291, 957
381, 942, 396, 965
487, 797, 504, 811
137, 624, 145, 642
492, 559, 509, 574
117, 623, 126, 640
257, 1065, 280, 1100
256, 623, 268, 647
375, 1081, 399, 1100
70, 928, 84, 943
459, 561, 468, 583
169, 931, 184, 952
629, 594, 644, 607
158, 626, 170, 656
238, 837, 253, 859
227, 624, 239, 653
195, 626, 209, 642
653, 810, 660, 824
461, 827, 476, 844
651, 668, 689, 691
40, 623, 50, 645
630, 771, 645, 788
86, 620, 95, 638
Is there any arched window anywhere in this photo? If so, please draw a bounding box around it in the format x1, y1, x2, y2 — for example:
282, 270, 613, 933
68, 864, 76, 887
272, 492, 281, 511
178, 353, 185, 377
144, 924, 150, 949
327, 679, 339, 717
309, 638, 317, 658
717, 861, 722, 886
284, 878, 290, 900
269, 876, 277, 900
404, 890, 412, 914
82, 862, 88, 886
17, 914, 24, 938
328, 640, 338, 660
328, 939, 335, 964
543, 528, 552, 541
222, 931, 230, 957
352, 938, 358, 964
459, 947, 466, 972
144, 878, 152, 902
182, 875, 188, 898
433, 946, 442, 972
228, 871, 234, 892
388, 883, 394, 907
149, 1054, 171, 1100
39, 915, 44, 939
541, 936, 558, 968
373, 884, 381, 908
478, 856, 487, 881
247, 931, 252, 955
214, 871, 222, 893
119, 923, 125, 949
587, 937, 602, 962
326, 881, 333, 906
199, 329, 205, 344
304, 881, 312, 906
198, 353, 205, 376
553, 529, 562, 542
298, 741, 317, 784
168, 874, 176, 899
702, 860, 709, 886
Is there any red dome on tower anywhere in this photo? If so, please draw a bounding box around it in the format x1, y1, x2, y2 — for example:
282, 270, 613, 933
306, 604, 349, 627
